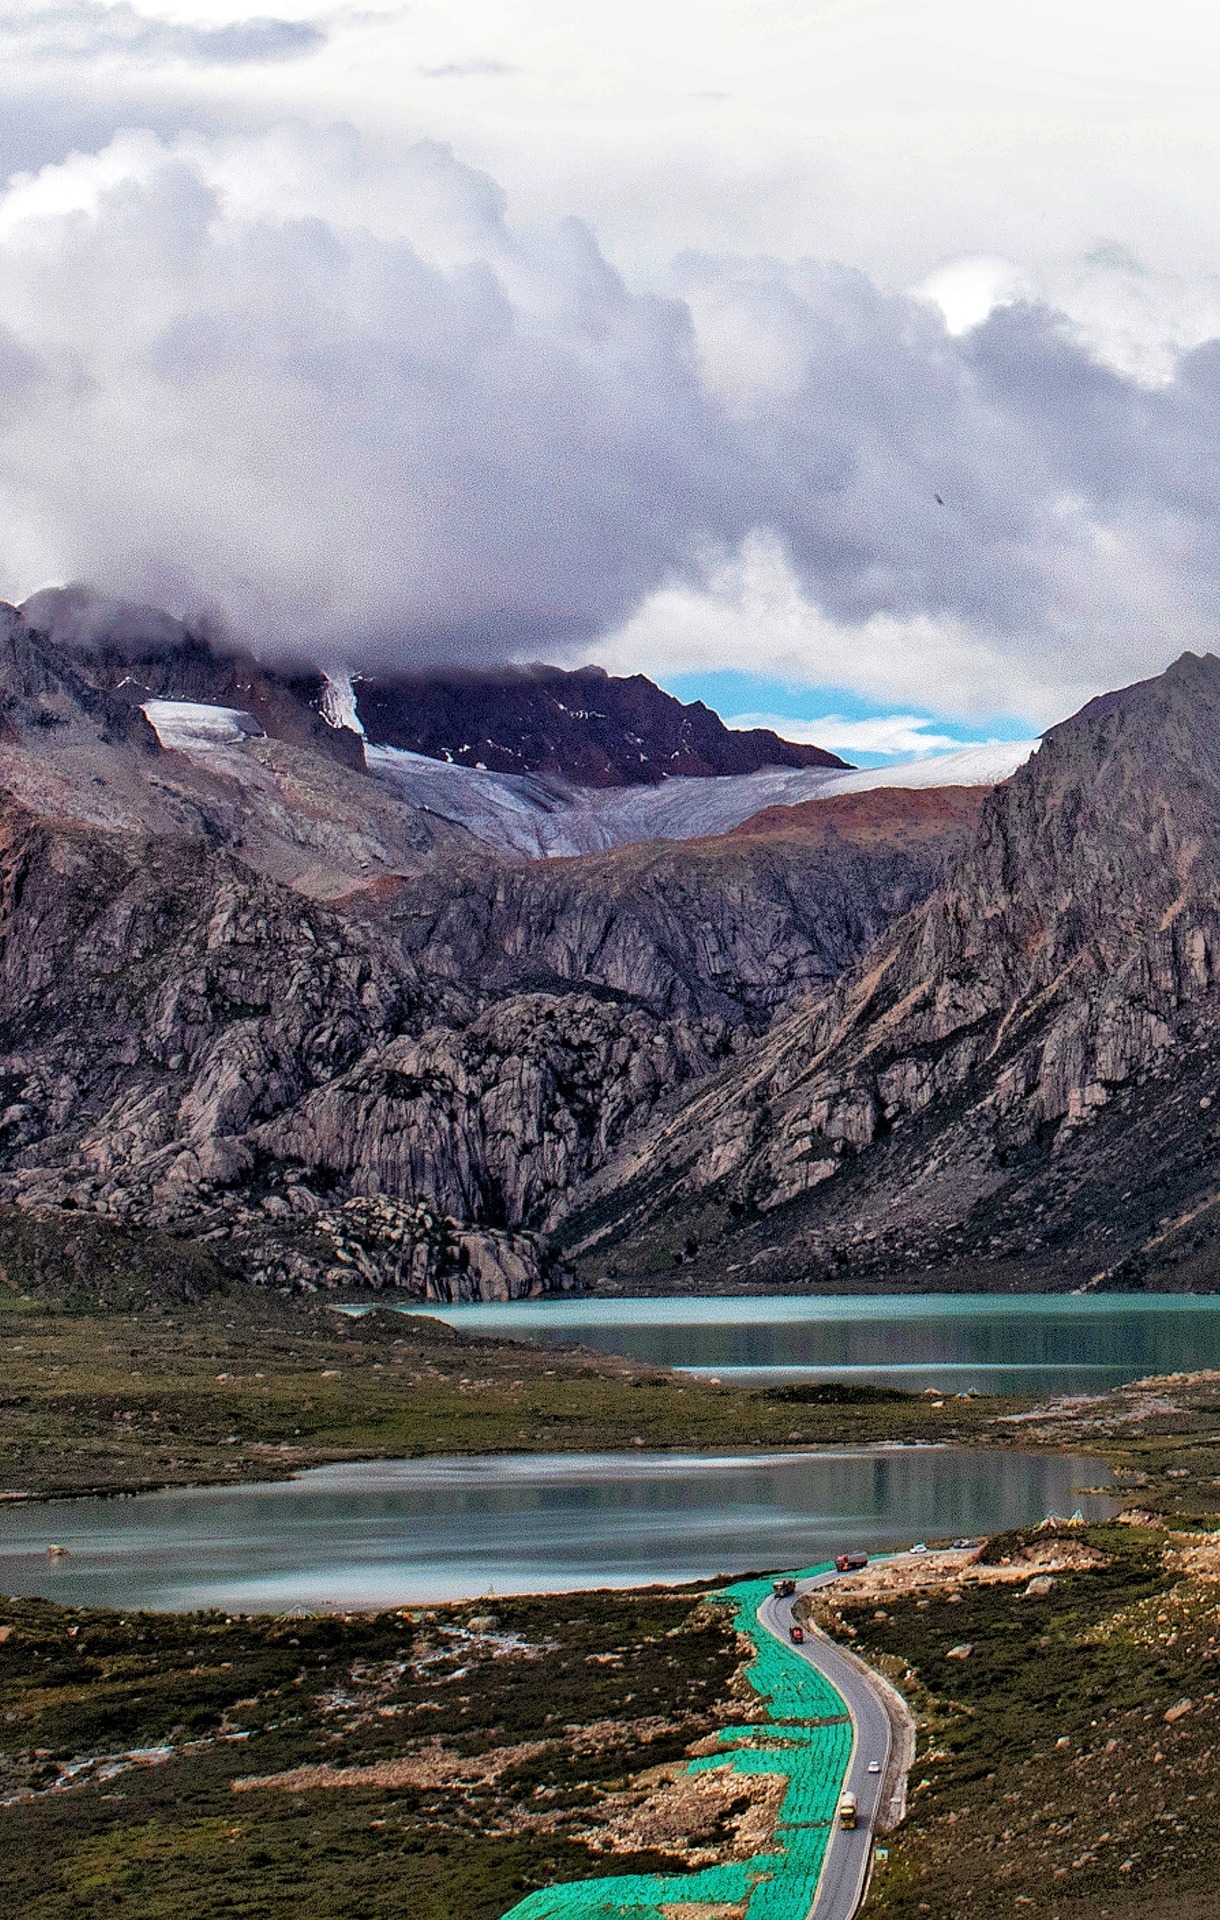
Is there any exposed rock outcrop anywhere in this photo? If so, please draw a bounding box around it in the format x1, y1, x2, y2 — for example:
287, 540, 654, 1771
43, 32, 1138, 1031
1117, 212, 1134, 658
0, 745, 975, 1297
564, 652, 1220, 1292
0, 596, 1030, 1300
350, 805, 979, 1028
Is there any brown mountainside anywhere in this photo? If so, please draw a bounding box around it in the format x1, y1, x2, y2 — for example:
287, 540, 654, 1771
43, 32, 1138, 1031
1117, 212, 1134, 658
726, 784, 988, 847
351, 661, 848, 784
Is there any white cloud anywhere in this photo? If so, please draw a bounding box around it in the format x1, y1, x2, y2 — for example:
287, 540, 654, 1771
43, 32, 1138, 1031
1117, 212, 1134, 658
723, 711, 966, 758
1, 124, 1220, 722
916, 256, 1030, 339
0, 1, 325, 66
591, 533, 1127, 727
915, 246, 1220, 388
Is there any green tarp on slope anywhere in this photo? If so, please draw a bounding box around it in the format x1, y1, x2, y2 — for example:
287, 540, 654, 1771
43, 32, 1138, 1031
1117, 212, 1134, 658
499, 1566, 853, 1920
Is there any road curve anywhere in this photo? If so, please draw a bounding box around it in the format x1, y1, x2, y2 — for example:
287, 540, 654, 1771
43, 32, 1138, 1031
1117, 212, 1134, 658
758, 1572, 900, 1920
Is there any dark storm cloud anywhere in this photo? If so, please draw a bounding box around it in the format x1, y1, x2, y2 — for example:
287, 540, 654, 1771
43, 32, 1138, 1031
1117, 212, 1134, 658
0, 2, 325, 66
1, 125, 1219, 711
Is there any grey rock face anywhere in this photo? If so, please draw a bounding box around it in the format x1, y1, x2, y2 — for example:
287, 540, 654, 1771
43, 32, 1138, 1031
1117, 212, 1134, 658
0, 603, 159, 751
315, 1196, 551, 1303
566, 652, 1220, 1292
0, 762, 960, 1298
356, 820, 963, 1029
0, 601, 984, 1301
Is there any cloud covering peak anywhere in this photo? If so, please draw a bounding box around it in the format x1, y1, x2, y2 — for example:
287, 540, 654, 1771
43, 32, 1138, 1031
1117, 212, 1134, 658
1, 124, 1220, 717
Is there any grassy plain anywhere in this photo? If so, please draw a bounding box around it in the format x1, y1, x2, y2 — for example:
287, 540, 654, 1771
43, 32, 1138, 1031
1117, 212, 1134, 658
0, 1584, 751, 1920
10, 1275, 1220, 1919
0, 1287, 1008, 1499
838, 1523, 1220, 1919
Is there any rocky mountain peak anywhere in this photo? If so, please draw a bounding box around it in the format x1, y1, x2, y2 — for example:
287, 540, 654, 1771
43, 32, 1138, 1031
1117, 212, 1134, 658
351, 660, 850, 785
22, 585, 848, 790
21, 586, 366, 772
0, 601, 158, 750
563, 651, 1220, 1293
0, 592, 966, 1304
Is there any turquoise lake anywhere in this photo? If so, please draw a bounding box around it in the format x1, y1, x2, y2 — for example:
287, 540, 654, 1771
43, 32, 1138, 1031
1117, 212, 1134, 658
399, 1292, 1220, 1393
0, 1447, 1114, 1612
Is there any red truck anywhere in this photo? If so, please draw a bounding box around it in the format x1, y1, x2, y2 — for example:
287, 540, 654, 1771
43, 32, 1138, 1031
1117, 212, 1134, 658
835, 1551, 869, 1573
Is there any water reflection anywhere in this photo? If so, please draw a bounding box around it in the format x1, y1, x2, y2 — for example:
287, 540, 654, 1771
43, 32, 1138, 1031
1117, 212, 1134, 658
400, 1293, 1220, 1392
0, 1448, 1115, 1613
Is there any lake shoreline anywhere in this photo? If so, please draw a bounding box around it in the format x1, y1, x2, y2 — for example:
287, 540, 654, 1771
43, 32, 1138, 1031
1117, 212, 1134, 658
0, 1444, 1119, 1615
0, 1289, 1048, 1505
379, 1288, 1220, 1396
6, 1286, 1220, 1509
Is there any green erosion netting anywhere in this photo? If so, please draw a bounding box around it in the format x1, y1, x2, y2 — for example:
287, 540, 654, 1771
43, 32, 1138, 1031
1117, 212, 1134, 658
499, 1566, 853, 1920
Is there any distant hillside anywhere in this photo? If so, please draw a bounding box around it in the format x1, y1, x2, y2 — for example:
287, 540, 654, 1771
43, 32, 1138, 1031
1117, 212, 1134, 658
22, 586, 848, 788
22, 585, 367, 771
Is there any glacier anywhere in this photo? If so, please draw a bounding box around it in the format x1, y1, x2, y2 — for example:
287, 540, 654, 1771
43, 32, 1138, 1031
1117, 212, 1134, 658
141, 700, 1037, 860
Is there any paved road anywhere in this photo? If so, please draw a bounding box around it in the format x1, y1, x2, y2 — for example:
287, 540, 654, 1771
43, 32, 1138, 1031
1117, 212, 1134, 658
757, 1571, 899, 1920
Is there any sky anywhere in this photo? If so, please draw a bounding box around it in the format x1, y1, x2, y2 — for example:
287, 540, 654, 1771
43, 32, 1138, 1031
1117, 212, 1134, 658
7, 5, 1220, 754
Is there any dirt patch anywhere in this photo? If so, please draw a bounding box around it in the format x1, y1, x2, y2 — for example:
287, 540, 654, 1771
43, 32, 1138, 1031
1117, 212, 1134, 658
811, 1539, 1109, 1608
658, 1903, 748, 1920
565, 1715, 696, 1755
576, 1761, 787, 1866
233, 1736, 554, 1793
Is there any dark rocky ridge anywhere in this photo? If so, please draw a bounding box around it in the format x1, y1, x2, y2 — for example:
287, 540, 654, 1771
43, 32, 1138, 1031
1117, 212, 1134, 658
23, 586, 366, 772
24, 585, 848, 787
562, 651, 1220, 1293
0, 603, 160, 754
352, 661, 849, 784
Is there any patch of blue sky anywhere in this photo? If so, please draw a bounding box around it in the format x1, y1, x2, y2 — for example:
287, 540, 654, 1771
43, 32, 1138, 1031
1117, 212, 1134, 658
659, 670, 1037, 767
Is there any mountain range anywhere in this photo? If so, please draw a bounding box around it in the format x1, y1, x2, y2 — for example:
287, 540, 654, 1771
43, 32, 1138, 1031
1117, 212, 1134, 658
567, 652, 1220, 1294
0, 584, 1205, 1304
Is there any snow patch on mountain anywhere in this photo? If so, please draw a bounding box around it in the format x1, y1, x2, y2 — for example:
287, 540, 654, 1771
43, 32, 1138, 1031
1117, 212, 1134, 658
320, 674, 366, 739
143, 700, 265, 748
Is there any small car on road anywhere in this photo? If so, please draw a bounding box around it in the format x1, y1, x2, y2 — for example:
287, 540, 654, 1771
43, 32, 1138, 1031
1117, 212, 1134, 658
790, 1625, 805, 1644
867, 1760, 882, 1773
